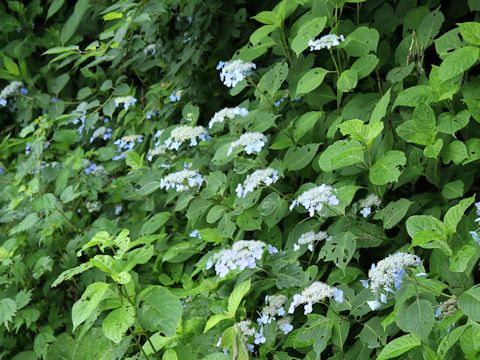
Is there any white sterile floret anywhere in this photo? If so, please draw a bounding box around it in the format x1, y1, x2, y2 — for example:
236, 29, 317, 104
227, 132, 267, 156
164, 125, 208, 150
358, 194, 381, 218
159, 169, 204, 192
0, 81, 23, 106
206, 240, 266, 277
236, 168, 279, 198
308, 34, 345, 51
114, 96, 137, 110
257, 294, 287, 325
293, 231, 330, 252
365, 252, 421, 310
217, 60, 256, 88
289, 184, 339, 217
278, 317, 294, 335
208, 106, 249, 128
288, 281, 344, 315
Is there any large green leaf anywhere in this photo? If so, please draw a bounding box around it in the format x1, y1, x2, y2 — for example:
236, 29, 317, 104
72, 282, 110, 331
318, 139, 364, 171
438, 47, 479, 81
369, 150, 406, 185
377, 334, 421, 360
396, 103, 436, 146
296, 68, 328, 95
102, 304, 135, 344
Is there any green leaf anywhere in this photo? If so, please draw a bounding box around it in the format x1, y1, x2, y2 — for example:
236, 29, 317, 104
102, 303, 135, 343
442, 140, 468, 164
47, 0, 66, 20
252, 11, 279, 25
458, 22, 480, 45
405, 299, 435, 340
103, 12, 123, 21
296, 68, 328, 95
137, 286, 182, 336
139, 212, 171, 236
285, 315, 332, 353
51, 263, 94, 287
293, 111, 323, 141
319, 232, 356, 273
61, 0, 90, 44
393, 85, 437, 107
3, 56, 19, 76
424, 138, 443, 159
227, 279, 251, 315
449, 244, 478, 273
318, 139, 364, 171
377, 334, 421, 360
0, 298, 17, 329
203, 313, 232, 333
396, 102, 436, 146
257, 61, 288, 97
291, 17, 327, 56
351, 54, 379, 79
416, 8, 444, 48
72, 282, 110, 331
284, 143, 319, 171
376, 198, 412, 229
339, 119, 384, 145
369, 150, 406, 185
441, 180, 465, 200
459, 285, 480, 322
370, 88, 391, 124
343, 27, 379, 57
443, 195, 475, 235
438, 47, 479, 81
337, 69, 358, 93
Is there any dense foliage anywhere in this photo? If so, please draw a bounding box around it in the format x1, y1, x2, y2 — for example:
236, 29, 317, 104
2, 0, 480, 359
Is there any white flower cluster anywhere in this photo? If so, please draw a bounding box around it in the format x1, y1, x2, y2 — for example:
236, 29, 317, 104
358, 194, 381, 217
364, 252, 421, 310
206, 240, 266, 277
165, 125, 208, 150
308, 34, 345, 51
147, 144, 167, 161
257, 294, 287, 325
293, 231, 330, 251
208, 106, 249, 129
289, 184, 339, 217
89, 126, 113, 143
217, 60, 256, 87
233, 320, 265, 352
288, 281, 344, 315
227, 132, 267, 156
113, 135, 143, 160
114, 96, 137, 110
235, 168, 279, 198
0, 81, 23, 106
159, 169, 203, 192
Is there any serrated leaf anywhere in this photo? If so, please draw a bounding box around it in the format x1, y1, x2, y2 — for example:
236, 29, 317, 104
102, 303, 135, 343
319, 232, 356, 273
291, 17, 327, 56
337, 69, 358, 93
227, 279, 251, 315
405, 299, 435, 340
443, 195, 475, 235
376, 198, 412, 229
296, 68, 328, 95
438, 46, 479, 81
459, 286, 480, 322
377, 334, 421, 360
318, 139, 364, 171
369, 150, 406, 185
72, 282, 110, 331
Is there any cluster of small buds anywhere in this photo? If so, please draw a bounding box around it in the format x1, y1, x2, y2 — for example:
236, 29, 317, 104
435, 296, 458, 320
227, 132, 267, 156
358, 194, 382, 217
217, 60, 256, 88
143, 44, 156, 56
114, 205, 123, 216
146, 144, 167, 162
84, 162, 97, 175
159, 169, 203, 192
112, 135, 143, 161
363, 252, 421, 310
114, 96, 137, 110
235, 168, 279, 198
0, 81, 24, 106
85, 201, 100, 213
164, 125, 208, 150
469, 202, 480, 245
208, 106, 249, 129
277, 317, 294, 335
189, 229, 202, 239
257, 294, 287, 325
206, 240, 267, 277
288, 281, 344, 315
293, 231, 331, 251
308, 34, 345, 51
89, 126, 113, 143
169, 89, 182, 102
289, 184, 339, 217
274, 95, 287, 107
25, 143, 31, 155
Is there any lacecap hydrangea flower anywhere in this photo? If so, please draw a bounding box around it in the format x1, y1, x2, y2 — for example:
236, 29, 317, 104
293, 231, 331, 251
358, 194, 382, 218
289, 184, 339, 217
288, 281, 344, 315
159, 169, 204, 192
208, 106, 249, 129
235, 168, 279, 198
169, 89, 182, 102
227, 132, 267, 156
257, 294, 287, 325
112, 135, 143, 160
89, 126, 112, 143
308, 34, 345, 51
217, 60, 256, 87
114, 96, 137, 110
277, 317, 294, 335
363, 252, 421, 310
164, 125, 208, 150
206, 240, 267, 277
0, 81, 24, 106
233, 320, 264, 352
